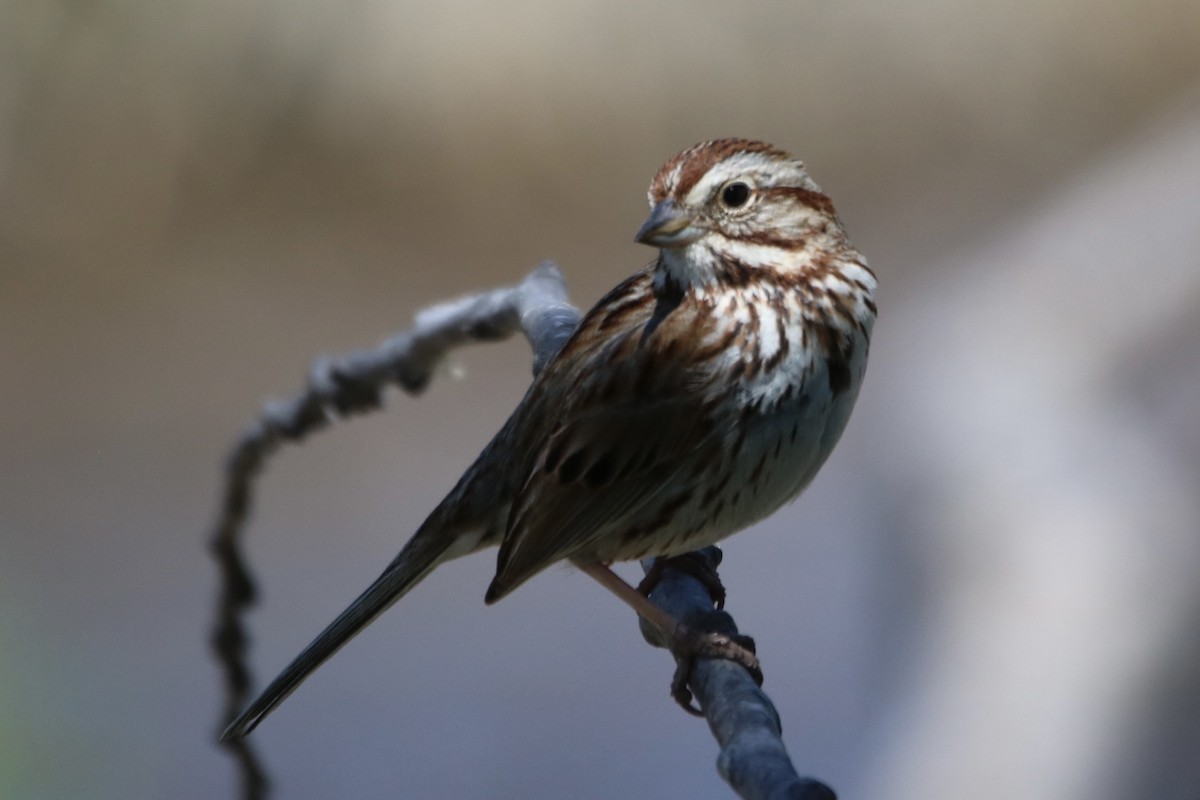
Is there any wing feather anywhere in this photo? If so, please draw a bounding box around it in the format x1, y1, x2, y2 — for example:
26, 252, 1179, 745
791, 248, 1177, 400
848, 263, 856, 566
485, 268, 727, 601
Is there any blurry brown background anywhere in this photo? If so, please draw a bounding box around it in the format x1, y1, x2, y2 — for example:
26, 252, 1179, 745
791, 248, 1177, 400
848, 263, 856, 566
3, 2, 1199, 798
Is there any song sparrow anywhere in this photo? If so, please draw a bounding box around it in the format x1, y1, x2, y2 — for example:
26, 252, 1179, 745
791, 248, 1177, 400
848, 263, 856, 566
223, 138, 876, 739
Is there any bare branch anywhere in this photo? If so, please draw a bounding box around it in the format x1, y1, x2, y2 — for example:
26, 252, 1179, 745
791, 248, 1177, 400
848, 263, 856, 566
209, 262, 577, 799
209, 260, 835, 799
640, 549, 836, 800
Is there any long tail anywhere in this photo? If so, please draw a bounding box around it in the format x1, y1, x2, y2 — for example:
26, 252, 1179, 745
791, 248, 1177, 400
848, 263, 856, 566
220, 525, 464, 741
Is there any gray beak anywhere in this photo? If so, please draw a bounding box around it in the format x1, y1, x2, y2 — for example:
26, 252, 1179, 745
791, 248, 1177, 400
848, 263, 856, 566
634, 199, 704, 248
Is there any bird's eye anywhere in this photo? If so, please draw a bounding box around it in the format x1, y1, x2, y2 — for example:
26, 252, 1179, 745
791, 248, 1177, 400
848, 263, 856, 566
721, 181, 751, 209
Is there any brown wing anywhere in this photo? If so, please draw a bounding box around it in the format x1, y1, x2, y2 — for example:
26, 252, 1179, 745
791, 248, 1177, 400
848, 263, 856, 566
484, 268, 728, 602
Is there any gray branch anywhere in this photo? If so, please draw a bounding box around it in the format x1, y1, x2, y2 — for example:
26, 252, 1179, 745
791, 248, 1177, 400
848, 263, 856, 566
640, 551, 836, 800
210, 262, 576, 800
210, 260, 834, 800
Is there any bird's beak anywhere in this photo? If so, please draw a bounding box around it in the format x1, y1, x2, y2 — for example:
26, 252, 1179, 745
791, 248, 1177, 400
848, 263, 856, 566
634, 199, 704, 248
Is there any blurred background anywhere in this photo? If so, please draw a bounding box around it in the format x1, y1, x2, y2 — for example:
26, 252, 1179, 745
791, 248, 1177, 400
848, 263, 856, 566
2, 1, 1199, 798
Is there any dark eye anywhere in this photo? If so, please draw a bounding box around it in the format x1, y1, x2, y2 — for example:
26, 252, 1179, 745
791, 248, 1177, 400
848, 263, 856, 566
721, 181, 751, 208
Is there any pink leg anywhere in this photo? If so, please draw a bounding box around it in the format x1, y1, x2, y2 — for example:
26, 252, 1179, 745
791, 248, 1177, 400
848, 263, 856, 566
575, 561, 682, 642
575, 561, 761, 715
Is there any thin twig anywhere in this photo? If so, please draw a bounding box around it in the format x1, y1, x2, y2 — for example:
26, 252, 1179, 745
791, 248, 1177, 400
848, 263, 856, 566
209, 263, 577, 799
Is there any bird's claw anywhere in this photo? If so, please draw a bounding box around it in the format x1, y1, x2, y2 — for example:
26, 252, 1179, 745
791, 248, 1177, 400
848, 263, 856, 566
669, 630, 761, 715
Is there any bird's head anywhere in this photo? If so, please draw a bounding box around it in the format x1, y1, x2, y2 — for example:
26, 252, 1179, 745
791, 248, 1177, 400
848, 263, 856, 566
636, 138, 847, 288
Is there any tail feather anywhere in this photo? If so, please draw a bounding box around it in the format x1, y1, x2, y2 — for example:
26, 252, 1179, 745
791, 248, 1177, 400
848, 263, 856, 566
220, 527, 458, 741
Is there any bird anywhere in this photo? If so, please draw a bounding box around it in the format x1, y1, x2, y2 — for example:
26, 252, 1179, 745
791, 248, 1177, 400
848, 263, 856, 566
222, 138, 876, 740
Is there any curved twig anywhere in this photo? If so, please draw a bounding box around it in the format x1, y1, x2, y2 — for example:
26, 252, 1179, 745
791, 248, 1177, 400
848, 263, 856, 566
209, 263, 576, 799
209, 260, 834, 799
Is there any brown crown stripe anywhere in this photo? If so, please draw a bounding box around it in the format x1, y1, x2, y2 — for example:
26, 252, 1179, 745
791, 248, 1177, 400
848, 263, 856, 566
652, 139, 790, 201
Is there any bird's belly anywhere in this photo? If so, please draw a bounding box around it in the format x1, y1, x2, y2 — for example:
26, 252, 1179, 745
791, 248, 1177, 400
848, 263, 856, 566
587, 326, 870, 564
682, 403, 837, 548
661, 346, 867, 556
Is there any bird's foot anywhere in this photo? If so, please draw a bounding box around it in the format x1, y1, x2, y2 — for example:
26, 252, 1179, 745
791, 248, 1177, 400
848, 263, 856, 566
669, 622, 761, 716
